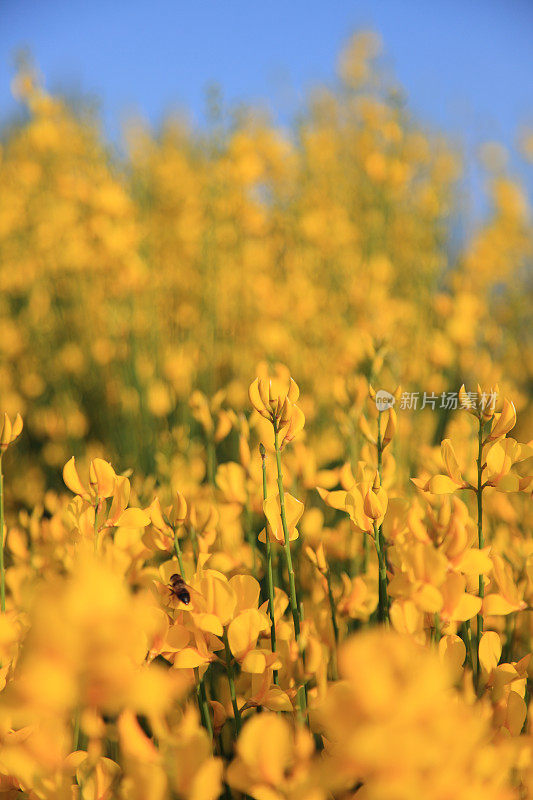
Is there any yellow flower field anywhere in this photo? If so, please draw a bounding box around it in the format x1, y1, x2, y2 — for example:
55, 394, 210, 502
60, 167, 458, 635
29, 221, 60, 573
0, 33, 532, 800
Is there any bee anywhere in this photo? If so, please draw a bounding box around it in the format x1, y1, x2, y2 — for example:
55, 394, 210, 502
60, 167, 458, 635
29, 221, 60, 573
168, 573, 191, 605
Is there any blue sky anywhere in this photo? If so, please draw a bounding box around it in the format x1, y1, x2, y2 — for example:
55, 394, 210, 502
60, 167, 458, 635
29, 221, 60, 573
1, 0, 532, 215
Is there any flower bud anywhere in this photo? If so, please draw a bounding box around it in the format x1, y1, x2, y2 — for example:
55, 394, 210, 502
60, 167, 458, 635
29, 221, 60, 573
0, 412, 23, 455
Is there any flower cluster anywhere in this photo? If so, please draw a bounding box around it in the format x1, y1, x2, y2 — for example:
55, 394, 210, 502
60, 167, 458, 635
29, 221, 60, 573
0, 29, 531, 800
0, 366, 530, 798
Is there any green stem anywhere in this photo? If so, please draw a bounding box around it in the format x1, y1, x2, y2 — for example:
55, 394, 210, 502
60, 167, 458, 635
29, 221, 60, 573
375, 412, 388, 621
325, 569, 339, 680
206, 438, 216, 487
260, 445, 278, 684
194, 666, 213, 739
464, 620, 476, 674
502, 613, 515, 663
73, 711, 80, 752
189, 525, 199, 564
373, 522, 389, 624
0, 458, 4, 613
376, 410, 383, 480
362, 530, 369, 574
244, 499, 257, 579
476, 415, 484, 686
433, 613, 441, 644
223, 630, 242, 735
273, 428, 307, 718
273, 427, 301, 641
173, 530, 185, 576
93, 500, 99, 554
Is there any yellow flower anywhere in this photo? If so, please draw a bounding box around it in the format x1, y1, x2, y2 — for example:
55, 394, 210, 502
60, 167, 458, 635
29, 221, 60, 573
249, 376, 305, 447
0, 413, 23, 455
227, 713, 321, 799
261, 491, 304, 544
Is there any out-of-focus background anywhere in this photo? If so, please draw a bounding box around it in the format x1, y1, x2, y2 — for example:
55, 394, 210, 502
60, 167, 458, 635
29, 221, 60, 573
0, 0, 531, 502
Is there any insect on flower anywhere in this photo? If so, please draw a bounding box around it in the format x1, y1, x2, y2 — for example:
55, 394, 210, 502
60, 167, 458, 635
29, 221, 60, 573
168, 573, 192, 605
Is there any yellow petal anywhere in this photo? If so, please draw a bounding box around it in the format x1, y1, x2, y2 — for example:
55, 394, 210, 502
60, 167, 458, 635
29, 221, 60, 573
241, 650, 267, 674
427, 474, 460, 494
228, 609, 269, 659
173, 648, 208, 668
345, 489, 371, 530
439, 634, 466, 682
165, 624, 191, 651
189, 757, 223, 800
172, 491, 188, 523
10, 413, 23, 443
89, 458, 116, 498
452, 593, 482, 622
0, 413, 11, 448
118, 709, 158, 763
229, 574, 261, 613
63, 457, 87, 497
495, 473, 521, 492
258, 378, 271, 409
414, 584, 443, 613
262, 685, 293, 712
199, 571, 236, 626
482, 594, 518, 616
148, 496, 167, 530
441, 439, 463, 484
317, 487, 348, 512
281, 404, 305, 446
237, 714, 292, 785
363, 488, 384, 520
287, 377, 299, 403
489, 399, 516, 440
191, 613, 224, 637
486, 439, 520, 483
116, 507, 151, 528
478, 631, 502, 674
263, 492, 303, 543
214, 411, 232, 443
455, 547, 493, 575
506, 691, 527, 736
249, 377, 264, 414
382, 407, 397, 448
359, 415, 376, 444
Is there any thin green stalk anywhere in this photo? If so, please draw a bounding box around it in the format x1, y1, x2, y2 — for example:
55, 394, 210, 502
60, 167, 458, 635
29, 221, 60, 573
173, 530, 185, 575
273, 427, 301, 641
189, 525, 199, 564
375, 412, 389, 621
296, 685, 307, 726
272, 428, 307, 718
464, 620, 476, 673
93, 499, 99, 555
206, 438, 216, 487
0, 459, 4, 613
73, 711, 80, 752
476, 415, 485, 682
194, 666, 213, 739
276, 550, 284, 593
373, 522, 389, 624
325, 569, 339, 680
223, 630, 242, 735
433, 613, 441, 644
244, 499, 257, 579
502, 613, 516, 663
361, 530, 369, 575
376, 410, 383, 479
260, 444, 278, 684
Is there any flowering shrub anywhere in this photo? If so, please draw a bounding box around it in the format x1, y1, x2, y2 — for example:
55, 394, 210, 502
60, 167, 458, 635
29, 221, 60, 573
0, 31, 531, 800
